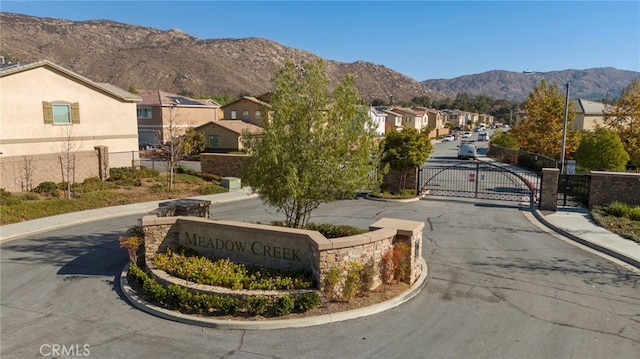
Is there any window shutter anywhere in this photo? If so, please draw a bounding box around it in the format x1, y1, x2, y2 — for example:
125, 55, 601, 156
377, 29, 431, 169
43, 101, 53, 124
71, 102, 80, 124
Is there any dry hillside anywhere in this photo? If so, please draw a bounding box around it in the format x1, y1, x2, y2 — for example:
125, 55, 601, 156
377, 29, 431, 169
0, 12, 442, 102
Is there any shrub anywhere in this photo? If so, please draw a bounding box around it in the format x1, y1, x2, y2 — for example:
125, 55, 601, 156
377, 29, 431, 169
303, 222, 368, 238
342, 261, 363, 300
275, 295, 295, 316
33, 181, 60, 197
119, 234, 143, 263
393, 242, 412, 283
198, 184, 227, 195
294, 292, 320, 312
216, 296, 241, 315
166, 284, 193, 308
322, 266, 343, 301
629, 207, 640, 221
142, 277, 167, 302
245, 296, 272, 316
607, 201, 631, 218
0, 189, 21, 206
379, 250, 397, 284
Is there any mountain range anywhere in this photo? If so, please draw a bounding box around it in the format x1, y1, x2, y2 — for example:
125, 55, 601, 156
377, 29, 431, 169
2, 12, 638, 103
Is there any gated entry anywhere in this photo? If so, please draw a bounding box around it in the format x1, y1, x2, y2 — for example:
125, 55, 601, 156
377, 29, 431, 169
418, 160, 540, 203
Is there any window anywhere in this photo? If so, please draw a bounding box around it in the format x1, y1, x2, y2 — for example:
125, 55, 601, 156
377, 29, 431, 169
242, 110, 249, 121
43, 101, 80, 125
53, 104, 71, 124
255, 110, 261, 120
137, 107, 152, 119
208, 135, 220, 148
230, 110, 237, 120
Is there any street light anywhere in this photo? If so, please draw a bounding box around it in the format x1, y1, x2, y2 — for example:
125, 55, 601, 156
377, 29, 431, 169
523, 70, 570, 173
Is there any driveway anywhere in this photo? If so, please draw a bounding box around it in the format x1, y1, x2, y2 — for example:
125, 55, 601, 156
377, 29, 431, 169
2, 197, 639, 358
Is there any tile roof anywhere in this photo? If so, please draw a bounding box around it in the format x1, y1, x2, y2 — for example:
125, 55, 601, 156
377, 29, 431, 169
196, 120, 264, 135
138, 90, 220, 107
221, 96, 271, 108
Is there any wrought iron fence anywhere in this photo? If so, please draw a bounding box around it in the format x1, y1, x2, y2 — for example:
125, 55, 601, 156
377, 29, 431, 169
557, 174, 590, 207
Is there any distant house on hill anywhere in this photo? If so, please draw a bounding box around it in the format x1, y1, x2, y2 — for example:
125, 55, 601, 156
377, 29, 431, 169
574, 99, 606, 131
136, 90, 221, 148
0, 59, 141, 191
195, 120, 264, 153
220, 96, 271, 128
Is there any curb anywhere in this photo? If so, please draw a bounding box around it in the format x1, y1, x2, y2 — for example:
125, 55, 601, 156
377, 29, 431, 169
119, 258, 429, 330
531, 209, 640, 269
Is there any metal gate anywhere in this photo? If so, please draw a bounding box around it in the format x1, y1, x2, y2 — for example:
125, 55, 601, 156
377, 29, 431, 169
557, 174, 590, 207
418, 160, 540, 203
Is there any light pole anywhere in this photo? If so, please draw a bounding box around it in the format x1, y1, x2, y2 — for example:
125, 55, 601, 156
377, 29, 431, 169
523, 70, 570, 173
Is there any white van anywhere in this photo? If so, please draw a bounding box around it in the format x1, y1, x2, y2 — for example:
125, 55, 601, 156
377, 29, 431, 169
458, 141, 477, 160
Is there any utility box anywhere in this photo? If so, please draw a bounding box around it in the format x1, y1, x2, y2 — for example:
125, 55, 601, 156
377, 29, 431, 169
221, 177, 241, 189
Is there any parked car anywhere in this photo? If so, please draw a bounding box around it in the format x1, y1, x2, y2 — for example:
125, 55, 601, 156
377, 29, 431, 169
478, 132, 489, 141
462, 132, 472, 138
443, 135, 455, 142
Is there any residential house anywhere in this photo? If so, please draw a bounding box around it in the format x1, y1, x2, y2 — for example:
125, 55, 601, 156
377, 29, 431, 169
377, 107, 403, 132
137, 90, 221, 148
425, 108, 448, 138
391, 107, 426, 131
574, 99, 606, 130
368, 106, 387, 136
220, 96, 271, 128
0, 60, 141, 191
195, 120, 264, 153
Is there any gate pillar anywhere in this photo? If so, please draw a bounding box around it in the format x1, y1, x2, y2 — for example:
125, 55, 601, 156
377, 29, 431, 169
540, 168, 559, 211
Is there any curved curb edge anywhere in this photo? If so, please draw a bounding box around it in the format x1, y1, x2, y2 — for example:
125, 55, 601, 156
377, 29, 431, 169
119, 258, 429, 330
531, 209, 640, 269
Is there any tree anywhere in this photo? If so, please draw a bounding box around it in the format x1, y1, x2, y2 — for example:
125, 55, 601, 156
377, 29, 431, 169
575, 128, 629, 172
604, 79, 640, 167
242, 59, 380, 228
380, 128, 433, 192
490, 130, 519, 149
512, 80, 580, 159
181, 128, 206, 157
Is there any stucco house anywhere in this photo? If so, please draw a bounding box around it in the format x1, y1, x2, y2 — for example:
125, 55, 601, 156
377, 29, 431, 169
137, 90, 221, 148
0, 60, 141, 191
220, 96, 270, 127
368, 106, 387, 136
574, 99, 606, 130
195, 120, 264, 153
391, 107, 427, 131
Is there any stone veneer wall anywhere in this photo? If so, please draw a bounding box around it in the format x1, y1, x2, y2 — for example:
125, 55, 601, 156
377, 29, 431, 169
141, 215, 424, 293
589, 171, 640, 207
200, 153, 249, 178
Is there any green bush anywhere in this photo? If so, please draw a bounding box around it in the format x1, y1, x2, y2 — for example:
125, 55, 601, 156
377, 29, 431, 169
607, 201, 632, 218
197, 184, 227, 195
322, 266, 343, 301
19, 192, 39, 201
216, 296, 241, 315
109, 167, 159, 186
33, 181, 60, 197
142, 276, 167, 302
152, 250, 315, 290
629, 207, 640, 221
0, 189, 20, 206
166, 284, 193, 308
245, 296, 272, 316
294, 292, 320, 312
275, 295, 295, 316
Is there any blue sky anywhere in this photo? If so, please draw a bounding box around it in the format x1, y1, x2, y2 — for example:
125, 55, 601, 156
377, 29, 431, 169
2, 1, 639, 80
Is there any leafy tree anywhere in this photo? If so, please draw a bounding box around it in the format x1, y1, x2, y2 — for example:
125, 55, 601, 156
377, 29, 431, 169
128, 84, 138, 94
242, 59, 380, 228
604, 79, 640, 167
380, 128, 433, 192
512, 80, 580, 160
490, 130, 519, 149
575, 128, 629, 172
181, 128, 206, 156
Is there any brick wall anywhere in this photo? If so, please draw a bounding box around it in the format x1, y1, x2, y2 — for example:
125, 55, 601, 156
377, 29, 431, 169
589, 171, 640, 207
200, 153, 248, 178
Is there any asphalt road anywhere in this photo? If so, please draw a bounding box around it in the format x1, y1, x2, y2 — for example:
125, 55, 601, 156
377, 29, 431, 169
2, 195, 639, 358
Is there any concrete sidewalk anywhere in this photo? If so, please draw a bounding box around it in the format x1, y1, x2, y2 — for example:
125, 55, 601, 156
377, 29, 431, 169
0, 187, 258, 242
533, 207, 640, 269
